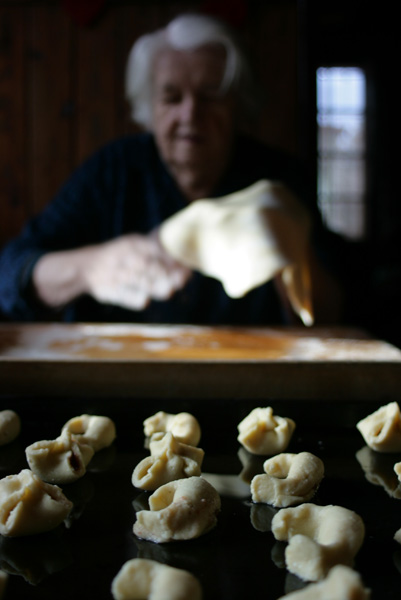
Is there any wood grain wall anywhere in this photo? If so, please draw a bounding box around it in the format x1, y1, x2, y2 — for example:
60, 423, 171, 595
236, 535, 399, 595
0, 1, 299, 248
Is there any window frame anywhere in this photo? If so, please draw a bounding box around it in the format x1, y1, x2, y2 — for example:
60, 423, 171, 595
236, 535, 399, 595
315, 65, 369, 241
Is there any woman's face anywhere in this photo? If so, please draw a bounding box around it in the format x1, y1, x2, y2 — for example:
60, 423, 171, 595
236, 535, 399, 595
151, 45, 236, 193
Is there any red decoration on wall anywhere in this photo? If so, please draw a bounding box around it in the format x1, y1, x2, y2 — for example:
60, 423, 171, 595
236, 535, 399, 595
61, 0, 107, 27
200, 0, 248, 29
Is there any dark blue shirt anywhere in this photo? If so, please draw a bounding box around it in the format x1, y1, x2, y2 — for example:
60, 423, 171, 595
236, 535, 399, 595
0, 133, 323, 324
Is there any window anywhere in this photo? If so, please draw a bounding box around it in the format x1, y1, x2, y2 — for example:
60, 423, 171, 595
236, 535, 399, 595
316, 67, 367, 240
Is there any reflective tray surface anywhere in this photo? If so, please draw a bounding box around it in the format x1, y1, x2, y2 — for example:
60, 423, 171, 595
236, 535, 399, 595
0, 397, 400, 599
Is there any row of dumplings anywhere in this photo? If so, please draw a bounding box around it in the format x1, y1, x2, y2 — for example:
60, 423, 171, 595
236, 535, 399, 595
129, 411, 221, 545
3, 404, 365, 600
356, 401, 401, 544
124, 401, 401, 598
1, 401, 401, 598
237, 402, 401, 598
113, 411, 216, 599
0, 410, 118, 597
0, 411, 116, 538
0, 408, 212, 599
115, 406, 369, 600
235, 407, 368, 599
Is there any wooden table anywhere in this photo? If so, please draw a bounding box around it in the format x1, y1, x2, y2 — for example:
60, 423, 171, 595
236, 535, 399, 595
0, 323, 400, 400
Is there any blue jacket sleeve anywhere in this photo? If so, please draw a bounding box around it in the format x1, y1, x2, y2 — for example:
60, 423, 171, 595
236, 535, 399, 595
0, 142, 128, 320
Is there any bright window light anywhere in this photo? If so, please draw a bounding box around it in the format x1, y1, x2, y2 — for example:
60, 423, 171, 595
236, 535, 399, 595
316, 67, 367, 239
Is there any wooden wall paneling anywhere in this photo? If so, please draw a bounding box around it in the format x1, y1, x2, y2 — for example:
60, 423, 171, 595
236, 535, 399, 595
108, 4, 142, 139
27, 3, 74, 215
75, 10, 122, 163
0, 8, 29, 245
248, 3, 299, 155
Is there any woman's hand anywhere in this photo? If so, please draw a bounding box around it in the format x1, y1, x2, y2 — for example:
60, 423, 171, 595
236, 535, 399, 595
84, 232, 191, 310
32, 232, 191, 311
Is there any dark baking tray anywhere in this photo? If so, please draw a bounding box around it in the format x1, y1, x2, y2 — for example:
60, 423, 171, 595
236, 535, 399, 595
0, 397, 400, 599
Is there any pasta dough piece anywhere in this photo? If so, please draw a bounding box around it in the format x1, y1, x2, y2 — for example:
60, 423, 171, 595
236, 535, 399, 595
0, 410, 21, 446
144, 411, 201, 446
25, 429, 94, 484
277, 565, 370, 599
134, 476, 221, 543
62, 414, 116, 452
356, 402, 401, 453
238, 407, 296, 455
132, 432, 204, 491
251, 452, 324, 507
159, 179, 314, 326
0, 469, 73, 537
271, 503, 365, 581
111, 558, 202, 600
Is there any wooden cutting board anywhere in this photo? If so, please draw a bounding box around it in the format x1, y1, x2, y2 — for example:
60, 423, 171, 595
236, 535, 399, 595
1, 323, 400, 399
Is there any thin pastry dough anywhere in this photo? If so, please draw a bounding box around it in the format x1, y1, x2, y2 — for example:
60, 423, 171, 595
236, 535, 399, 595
160, 179, 313, 325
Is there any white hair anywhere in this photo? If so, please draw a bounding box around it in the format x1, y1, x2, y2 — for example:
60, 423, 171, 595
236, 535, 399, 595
125, 13, 260, 130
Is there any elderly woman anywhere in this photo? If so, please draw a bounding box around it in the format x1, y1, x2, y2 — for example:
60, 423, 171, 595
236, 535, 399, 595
0, 13, 343, 324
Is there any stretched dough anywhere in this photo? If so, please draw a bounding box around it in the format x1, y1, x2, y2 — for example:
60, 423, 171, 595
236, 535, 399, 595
159, 179, 313, 326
